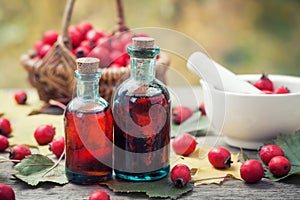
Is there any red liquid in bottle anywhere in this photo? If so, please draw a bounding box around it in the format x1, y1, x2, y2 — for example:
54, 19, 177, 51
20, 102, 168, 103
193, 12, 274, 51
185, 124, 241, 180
64, 107, 113, 184
113, 92, 170, 179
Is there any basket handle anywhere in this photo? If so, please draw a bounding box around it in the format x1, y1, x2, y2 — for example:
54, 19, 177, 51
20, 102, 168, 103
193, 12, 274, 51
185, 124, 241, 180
61, 0, 76, 49
113, 0, 129, 34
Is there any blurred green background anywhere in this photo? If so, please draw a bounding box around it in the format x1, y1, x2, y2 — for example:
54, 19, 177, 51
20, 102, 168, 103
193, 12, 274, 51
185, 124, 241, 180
0, 0, 299, 88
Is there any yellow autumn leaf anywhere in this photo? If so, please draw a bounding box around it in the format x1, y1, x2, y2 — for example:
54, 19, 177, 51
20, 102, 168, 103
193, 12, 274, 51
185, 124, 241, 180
170, 146, 242, 186
0, 90, 64, 155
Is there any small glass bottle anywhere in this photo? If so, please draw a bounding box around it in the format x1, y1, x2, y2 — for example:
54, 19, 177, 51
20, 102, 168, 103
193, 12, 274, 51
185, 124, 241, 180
64, 57, 113, 184
112, 37, 171, 181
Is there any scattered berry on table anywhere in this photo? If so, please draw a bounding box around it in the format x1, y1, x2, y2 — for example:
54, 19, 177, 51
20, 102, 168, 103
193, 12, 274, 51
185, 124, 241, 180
259, 144, 284, 165
172, 106, 193, 124
34, 124, 56, 145
0, 183, 15, 200
208, 147, 232, 169
0, 135, 9, 152
172, 133, 197, 156
9, 144, 31, 161
88, 190, 110, 200
0, 117, 12, 137
14, 91, 27, 105
170, 164, 191, 188
50, 136, 65, 158
268, 156, 291, 177
240, 159, 264, 183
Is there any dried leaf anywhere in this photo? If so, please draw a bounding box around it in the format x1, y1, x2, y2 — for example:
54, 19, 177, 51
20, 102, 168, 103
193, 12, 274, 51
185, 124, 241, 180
13, 154, 68, 186
103, 176, 192, 199
264, 131, 300, 181
171, 146, 242, 186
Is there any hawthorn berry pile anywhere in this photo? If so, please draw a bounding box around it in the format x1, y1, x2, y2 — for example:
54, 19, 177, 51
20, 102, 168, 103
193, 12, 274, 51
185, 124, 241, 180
32, 21, 148, 69
171, 137, 292, 185
260, 144, 291, 177
253, 73, 290, 94
0, 91, 65, 159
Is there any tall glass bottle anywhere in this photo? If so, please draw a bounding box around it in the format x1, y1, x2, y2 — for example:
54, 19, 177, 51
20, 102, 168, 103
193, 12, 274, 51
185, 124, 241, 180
64, 57, 113, 184
113, 37, 171, 181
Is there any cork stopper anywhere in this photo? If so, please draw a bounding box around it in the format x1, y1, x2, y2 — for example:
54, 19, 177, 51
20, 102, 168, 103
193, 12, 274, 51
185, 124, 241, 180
132, 37, 154, 49
76, 57, 99, 74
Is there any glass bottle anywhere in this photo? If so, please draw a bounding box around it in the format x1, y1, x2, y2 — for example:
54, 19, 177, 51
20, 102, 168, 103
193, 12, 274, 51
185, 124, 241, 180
112, 37, 171, 181
64, 57, 113, 184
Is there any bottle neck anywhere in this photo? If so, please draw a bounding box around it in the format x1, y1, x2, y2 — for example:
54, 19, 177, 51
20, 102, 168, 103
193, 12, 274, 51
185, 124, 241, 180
128, 45, 160, 82
75, 70, 100, 99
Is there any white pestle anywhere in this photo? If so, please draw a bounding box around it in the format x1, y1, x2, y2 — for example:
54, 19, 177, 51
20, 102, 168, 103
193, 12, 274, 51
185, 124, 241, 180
187, 52, 262, 94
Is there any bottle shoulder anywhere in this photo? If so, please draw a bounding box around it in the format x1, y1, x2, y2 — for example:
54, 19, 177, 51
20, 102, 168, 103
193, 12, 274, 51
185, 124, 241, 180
66, 97, 110, 113
113, 78, 171, 103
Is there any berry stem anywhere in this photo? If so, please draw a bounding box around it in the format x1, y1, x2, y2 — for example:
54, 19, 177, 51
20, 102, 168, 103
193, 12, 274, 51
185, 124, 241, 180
42, 147, 65, 177
192, 174, 233, 183
0, 158, 21, 163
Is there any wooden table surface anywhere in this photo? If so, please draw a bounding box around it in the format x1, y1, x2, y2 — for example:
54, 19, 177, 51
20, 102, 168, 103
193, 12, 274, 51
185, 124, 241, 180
1, 87, 300, 199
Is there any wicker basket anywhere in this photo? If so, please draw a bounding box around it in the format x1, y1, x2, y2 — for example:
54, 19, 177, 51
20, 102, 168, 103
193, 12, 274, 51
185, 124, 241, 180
20, 0, 169, 103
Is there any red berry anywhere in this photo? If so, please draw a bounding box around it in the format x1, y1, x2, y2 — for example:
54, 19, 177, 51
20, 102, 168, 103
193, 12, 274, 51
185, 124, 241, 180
109, 63, 123, 69
89, 190, 110, 200
96, 37, 111, 49
0, 184, 15, 200
39, 44, 52, 58
208, 147, 232, 169
0, 135, 9, 152
68, 26, 84, 48
199, 102, 206, 116
43, 30, 59, 46
9, 144, 31, 161
268, 156, 291, 177
259, 144, 284, 165
86, 29, 104, 43
274, 86, 290, 94
34, 125, 56, 145
34, 40, 44, 52
170, 164, 191, 188
14, 91, 27, 105
172, 106, 193, 124
75, 46, 90, 58
77, 21, 93, 35
110, 38, 125, 52
240, 160, 264, 183
89, 46, 111, 67
172, 133, 197, 156
50, 136, 65, 158
254, 74, 274, 91
0, 117, 12, 136
80, 40, 96, 51
119, 31, 134, 50
110, 51, 129, 66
